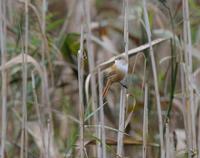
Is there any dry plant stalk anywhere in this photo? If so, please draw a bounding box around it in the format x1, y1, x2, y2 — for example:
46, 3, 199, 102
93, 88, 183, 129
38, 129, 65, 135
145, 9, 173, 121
182, 0, 197, 157
165, 123, 170, 158
0, 0, 7, 158
198, 95, 200, 158
40, 1, 55, 156
19, 0, 54, 86
31, 71, 46, 158
78, 26, 85, 158
41, 0, 46, 62
98, 68, 106, 158
95, 38, 168, 72
117, 0, 129, 156
142, 0, 164, 157
180, 62, 190, 155
0, 53, 53, 157
143, 84, 148, 158
83, 0, 99, 156
41, 0, 54, 87
20, 0, 29, 157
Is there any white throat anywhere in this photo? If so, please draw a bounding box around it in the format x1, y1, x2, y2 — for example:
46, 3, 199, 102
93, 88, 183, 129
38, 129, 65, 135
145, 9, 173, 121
115, 59, 128, 73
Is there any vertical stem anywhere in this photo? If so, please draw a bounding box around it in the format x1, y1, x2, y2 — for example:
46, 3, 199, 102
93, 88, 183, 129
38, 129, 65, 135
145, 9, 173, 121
98, 69, 106, 158
43, 69, 53, 158
41, 0, 54, 88
82, 0, 98, 156
21, 0, 29, 158
143, 84, 148, 158
198, 105, 200, 158
31, 71, 46, 158
117, 89, 126, 156
42, 0, 47, 63
165, 123, 170, 158
78, 26, 85, 158
41, 1, 55, 157
97, 125, 101, 158
180, 64, 190, 155
47, 118, 50, 158
117, 0, 129, 156
0, 0, 7, 157
182, 0, 196, 156
142, 0, 164, 157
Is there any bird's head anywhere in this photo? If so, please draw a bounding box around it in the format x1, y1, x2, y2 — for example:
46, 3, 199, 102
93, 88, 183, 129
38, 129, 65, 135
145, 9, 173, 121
115, 56, 128, 73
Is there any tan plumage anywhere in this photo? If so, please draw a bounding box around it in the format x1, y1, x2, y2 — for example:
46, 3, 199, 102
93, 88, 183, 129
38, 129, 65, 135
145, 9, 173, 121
103, 56, 128, 97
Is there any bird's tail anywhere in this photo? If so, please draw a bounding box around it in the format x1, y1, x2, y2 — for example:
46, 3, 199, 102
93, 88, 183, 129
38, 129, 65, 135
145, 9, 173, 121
103, 80, 111, 97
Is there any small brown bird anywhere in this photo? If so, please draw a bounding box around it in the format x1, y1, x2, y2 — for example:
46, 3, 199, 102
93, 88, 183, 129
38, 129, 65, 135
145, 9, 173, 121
103, 56, 128, 97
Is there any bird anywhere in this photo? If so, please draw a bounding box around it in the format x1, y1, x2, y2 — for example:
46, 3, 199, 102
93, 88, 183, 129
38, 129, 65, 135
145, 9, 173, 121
103, 55, 128, 97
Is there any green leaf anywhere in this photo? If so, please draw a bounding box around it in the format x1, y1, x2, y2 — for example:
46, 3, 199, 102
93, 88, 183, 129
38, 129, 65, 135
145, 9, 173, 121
61, 33, 80, 60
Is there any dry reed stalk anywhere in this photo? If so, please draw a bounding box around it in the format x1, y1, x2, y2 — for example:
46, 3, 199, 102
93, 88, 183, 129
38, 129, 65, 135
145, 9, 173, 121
95, 38, 168, 72
31, 71, 47, 158
142, 0, 164, 157
20, 0, 29, 157
41, 0, 47, 60
13, 2, 50, 157
198, 104, 200, 158
97, 125, 101, 158
43, 68, 55, 158
18, 0, 53, 110
78, 26, 85, 158
47, 118, 51, 158
41, 1, 54, 157
18, 1, 55, 156
41, 0, 46, 63
0, 47, 53, 158
182, 0, 197, 157
180, 64, 191, 154
117, 0, 129, 156
165, 123, 170, 158
41, 0, 54, 87
143, 84, 148, 158
117, 89, 126, 156
98, 68, 106, 158
58, 0, 77, 42
0, 0, 7, 158
83, 0, 99, 156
